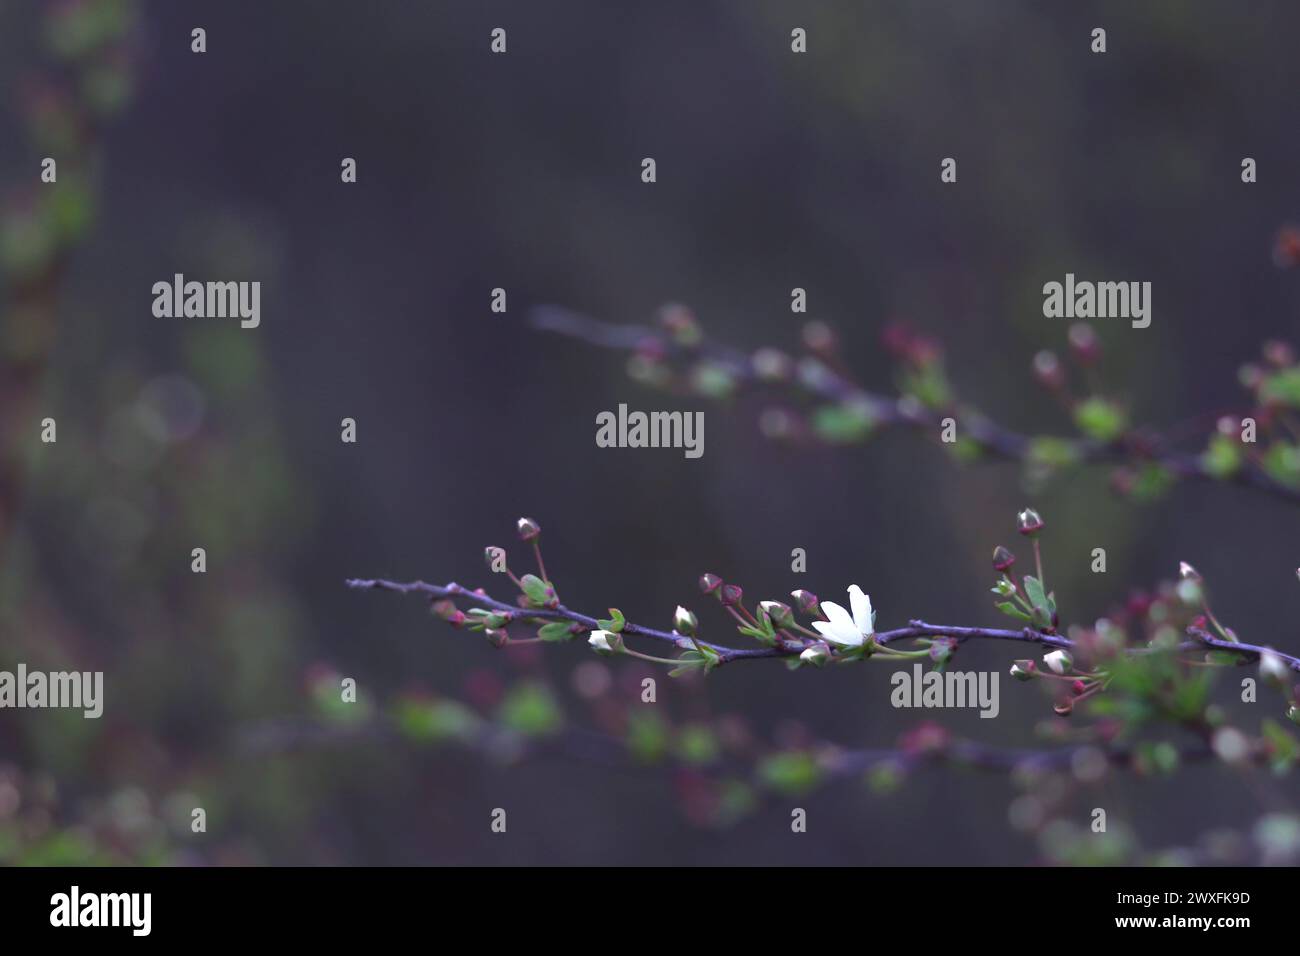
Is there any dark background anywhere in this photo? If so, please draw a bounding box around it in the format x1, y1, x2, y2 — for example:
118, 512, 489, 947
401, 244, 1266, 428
2, 0, 1299, 864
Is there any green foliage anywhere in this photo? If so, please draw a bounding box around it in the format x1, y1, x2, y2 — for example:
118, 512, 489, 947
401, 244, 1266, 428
496, 684, 562, 737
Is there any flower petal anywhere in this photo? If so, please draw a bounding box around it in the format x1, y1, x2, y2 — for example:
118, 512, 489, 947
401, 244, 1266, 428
848, 585, 874, 636
812, 602, 863, 646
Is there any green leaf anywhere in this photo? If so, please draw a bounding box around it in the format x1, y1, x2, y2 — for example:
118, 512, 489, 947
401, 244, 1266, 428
674, 724, 720, 764
1262, 443, 1300, 488
758, 751, 822, 795
391, 699, 480, 743
1260, 368, 1300, 407
496, 683, 562, 736
1200, 434, 1242, 479
519, 574, 552, 606
1027, 436, 1081, 470
1022, 575, 1047, 611
537, 621, 575, 642
625, 710, 669, 763
996, 601, 1033, 622
669, 650, 706, 678
811, 404, 876, 444
1261, 718, 1298, 773
1073, 397, 1128, 442
669, 646, 720, 677
1131, 463, 1176, 501
596, 607, 626, 633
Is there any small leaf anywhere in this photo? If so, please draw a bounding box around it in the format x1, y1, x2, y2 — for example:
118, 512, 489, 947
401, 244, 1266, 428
1022, 575, 1047, 612
496, 683, 562, 736
1073, 397, 1127, 442
519, 574, 552, 606
669, 650, 707, 678
996, 601, 1032, 622
537, 621, 575, 642
758, 751, 822, 795
597, 607, 626, 633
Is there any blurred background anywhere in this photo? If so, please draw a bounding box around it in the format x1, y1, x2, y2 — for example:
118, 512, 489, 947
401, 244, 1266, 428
2, 0, 1300, 865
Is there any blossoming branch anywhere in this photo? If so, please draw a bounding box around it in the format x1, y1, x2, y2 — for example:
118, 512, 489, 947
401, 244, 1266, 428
348, 512, 1300, 725
530, 305, 1300, 507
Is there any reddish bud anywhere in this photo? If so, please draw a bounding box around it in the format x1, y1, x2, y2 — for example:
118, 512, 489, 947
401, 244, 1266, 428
698, 573, 723, 596
1016, 508, 1045, 537
1032, 351, 1065, 390
801, 320, 837, 355
1274, 225, 1300, 269
659, 303, 702, 346
992, 546, 1016, 572
1264, 340, 1295, 368
790, 589, 820, 615
720, 584, 744, 607
1067, 323, 1100, 366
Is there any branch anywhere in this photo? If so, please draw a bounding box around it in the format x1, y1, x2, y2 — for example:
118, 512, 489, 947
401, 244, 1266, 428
530, 305, 1300, 507
346, 575, 1300, 675
346, 576, 1073, 661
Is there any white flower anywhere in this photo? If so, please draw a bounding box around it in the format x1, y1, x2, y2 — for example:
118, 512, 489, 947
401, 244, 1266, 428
811, 585, 875, 647
800, 642, 830, 666
673, 605, 697, 636
1043, 649, 1073, 675
1260, 650, 1290, 685
588, 629, 621, 654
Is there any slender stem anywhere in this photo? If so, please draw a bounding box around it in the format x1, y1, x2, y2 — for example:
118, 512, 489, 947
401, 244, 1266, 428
346, 578, 1300, 674
532, 541, 549, 584
529, 306, 1300, 508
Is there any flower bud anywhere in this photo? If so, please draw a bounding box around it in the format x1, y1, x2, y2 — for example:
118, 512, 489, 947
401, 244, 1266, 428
720, 584, 744, 607
928, 638, 957, 665
752, 347, 793, 382
1264, 340, 1295, 368
759, 600, 795, 630
1067, 323, 1100, 366
799, 642, 831, 666
1177, 579, 1204, 607
1032, 351, 1065, 390
801, 320, 836, 355
1043, 649, 1073, 675
1071, 679, 1088, 696
992, 546, 1016, 572
516, 517, 541, 542
1259, 650, 1290, 687
1288, 705, 1300, 726
673, 605, 698, 637
1016, 508, 1045, 537
485, 628, 509, 649
1274, 225, 1300, 269
431, 599, 458, 620
588, 629, 624, 655
790, 589, 820, 615
1178, 561, 1201, 581
992, 578, 1017, 597
659, 303, 702, 347
698, 573, 723, 597
1010, 660, 1037, 681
